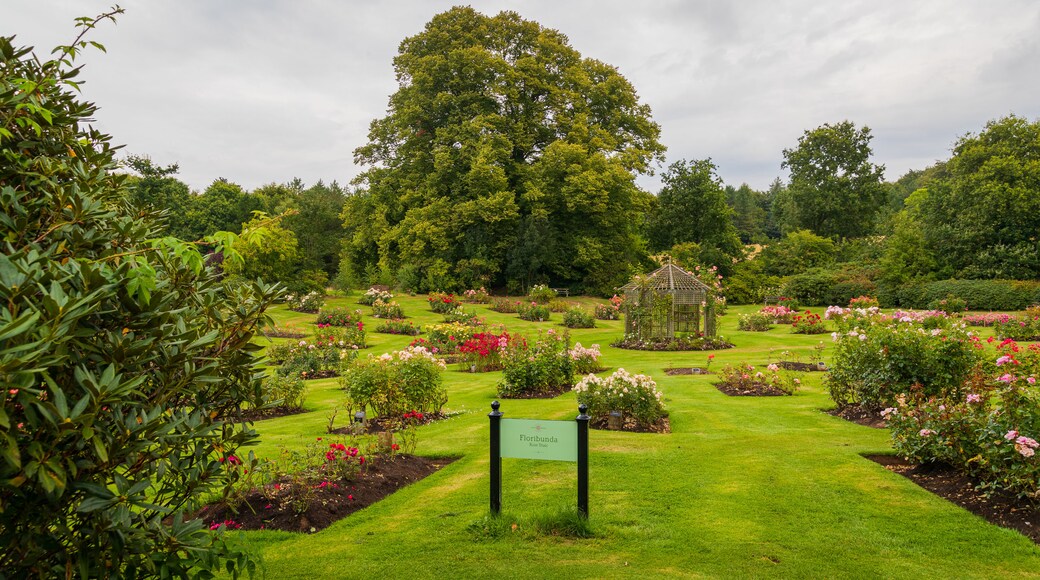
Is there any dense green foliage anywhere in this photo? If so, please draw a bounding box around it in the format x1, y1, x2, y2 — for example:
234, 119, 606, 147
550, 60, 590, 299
344, 7, 664, 295
0, 23, 275, 577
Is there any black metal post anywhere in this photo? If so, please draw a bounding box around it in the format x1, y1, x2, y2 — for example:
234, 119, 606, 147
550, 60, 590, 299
576, 403, 590, 518
489, 400, 503, 514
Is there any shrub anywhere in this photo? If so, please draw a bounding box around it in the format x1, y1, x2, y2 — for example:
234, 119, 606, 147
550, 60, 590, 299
791, 311, 827, 334
717, 363, 799, 395
994, 314, 1040, 341
442, 307, 484, 325
594, 295, 623, 320
287, 290, 325, 313
358, 287, 393, 306
963, 312, 1014, 327
568, 343, 603, 374
738, 312, 774, 331
260, 374, 307, 410
528, 284, 558, 304
849, 295, 879, 308
760, 305, 796, 324
548, 299, 575, 313
372, 298, 405, 319
826, 318, 981, 411
912, 279, 1040, 311
928, 294, 967, 313
270, 327, 362, 379
573, 369, 666, 428
498, 331, 574, 397
518, 301, 552, 322
412, 323, 476, 355
375, 320, 422, 336
340, 346, 448, 418
427, 291, 462, 313
489, 298, 521, 313
0, 23, 269, 576
463, 286, 491, 303
459, 331, 516, 372
562, 307, 596, 328
316, 307, 364, 326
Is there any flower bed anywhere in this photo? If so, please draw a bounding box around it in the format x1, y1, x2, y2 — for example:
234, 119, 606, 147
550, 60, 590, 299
738, 312, 774, 331
427, 291, 461, 314
994, 311, 1040, 341
358, 287, 393, 306
562, 307, 595, 329
714, 363, 799, 396
371, 299, 405, 320
791, 311, 828, 334
409, 323, 476, 355
760, 305, 796, 324
517, 302, 551, 322
594, 296, 622, 321
463, 287, 491, 303
611, 334, 734, 351
568, 342, 604, 374
489, 298, 521, 314
269, 326, 364, 379
340, 346, 447, 418
573, 368, 668, 432
497, 330, 573, 398
374, 319, 422, 336
286, 291, 325, 313
315, 307, 364, 327
459, 331, 516, 372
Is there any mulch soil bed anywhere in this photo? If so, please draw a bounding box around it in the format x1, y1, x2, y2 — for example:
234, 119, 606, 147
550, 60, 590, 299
328, 411, 449, 435
590, 415, 671, 433
714, 381, 790, 396
826, 405, 887, 428
241, 406, 307, 422
866, 454, 1039, 545
777, 361, 827, 372
612, 338, 735, 351
197, 455, 457, 533
664, 367, 711, 375
300, 370, 338, 380
497, 385, 571, 399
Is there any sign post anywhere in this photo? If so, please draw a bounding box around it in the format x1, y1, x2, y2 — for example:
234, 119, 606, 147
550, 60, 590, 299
489, 400, 590, 518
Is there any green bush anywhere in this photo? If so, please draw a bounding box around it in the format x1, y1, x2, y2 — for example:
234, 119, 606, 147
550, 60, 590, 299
562, 307, 596, 329
573, 369, 666, 428
372, 298, 405, 319
287, 290, 325, 313
315, 307, 363, 326
528, 284, 558, 304
518, 302, 552, 322
427, 291, 462, 313
498, 332, 574, 397
0, 23, 268, 576
340, 346, 448, 418
738, 312, 774, 331
490, 298, 521, 313
920, 279, 1040, 311
359, 287, 393, 306
261, 374, 307, 410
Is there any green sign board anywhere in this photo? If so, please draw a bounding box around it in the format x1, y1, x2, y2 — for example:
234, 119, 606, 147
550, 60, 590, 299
500, 418, 577, 462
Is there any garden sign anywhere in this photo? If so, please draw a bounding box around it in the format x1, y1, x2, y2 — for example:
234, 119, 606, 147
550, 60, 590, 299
488, 401, 590, 517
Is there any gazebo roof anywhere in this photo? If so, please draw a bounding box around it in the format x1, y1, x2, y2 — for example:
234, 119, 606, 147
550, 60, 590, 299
621, 263, 711, 294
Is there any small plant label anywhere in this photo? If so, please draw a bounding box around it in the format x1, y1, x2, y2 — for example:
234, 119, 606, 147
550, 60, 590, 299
500, 419, 578, 462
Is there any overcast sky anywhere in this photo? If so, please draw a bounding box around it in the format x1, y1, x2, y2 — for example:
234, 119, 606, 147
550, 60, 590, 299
7, 1, 1040, 194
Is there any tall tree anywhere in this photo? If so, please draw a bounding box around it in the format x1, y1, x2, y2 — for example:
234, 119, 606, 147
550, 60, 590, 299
646, 159, 743, 274
781, 121, 886, 239
123, 154, 196, 240
916, 115, 1040, 279
725, 183, 769, 243
345, 7, 664, 294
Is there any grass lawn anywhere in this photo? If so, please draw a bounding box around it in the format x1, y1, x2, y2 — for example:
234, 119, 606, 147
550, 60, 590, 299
232, 296, 1040, 578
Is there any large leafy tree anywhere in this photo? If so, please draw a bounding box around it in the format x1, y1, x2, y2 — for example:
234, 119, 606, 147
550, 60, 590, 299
123, 154, 197, 240
345, 6, 664, 294
915, 115, 1040, 279
646, 159, 744, 274
781, 121, 886, 239
1, 16, 275, 577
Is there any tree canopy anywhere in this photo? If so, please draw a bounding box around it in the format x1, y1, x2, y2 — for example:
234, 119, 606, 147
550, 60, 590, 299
781, 121, 886, 239
344, 6, 664, 294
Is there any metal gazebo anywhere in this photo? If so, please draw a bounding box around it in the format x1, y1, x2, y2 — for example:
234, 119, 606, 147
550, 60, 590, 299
620, 263, 717, 340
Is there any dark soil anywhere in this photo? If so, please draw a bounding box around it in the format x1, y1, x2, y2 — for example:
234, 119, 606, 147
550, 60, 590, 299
300, 370, 338, 380
497, 384, 571, 399
777, 361, 827, 372
241, 406, 307, 422
714, 381, 790, 396
590, 415, 671, 434
612, 337, 735, 351
664, 367, 711, 375
197, 454, 457, 533
866, 454, 1039, 545
262, 329, 307, 339
328, 411, 449, 435
826, 405, 887, 428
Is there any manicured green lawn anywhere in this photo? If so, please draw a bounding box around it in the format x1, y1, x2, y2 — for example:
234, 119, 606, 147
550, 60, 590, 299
234, 296, 1040, 578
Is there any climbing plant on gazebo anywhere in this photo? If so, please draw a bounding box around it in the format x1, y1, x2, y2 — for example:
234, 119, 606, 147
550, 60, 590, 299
616, 263, 730, 350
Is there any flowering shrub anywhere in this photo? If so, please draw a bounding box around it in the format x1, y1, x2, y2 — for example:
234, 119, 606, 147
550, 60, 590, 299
371, 299, 405, 320
928, 294, 967, 314
286, 291, 325, 313
691, 264, 727, 316
568, 342, 603, 374
528, 284, 557, 304
358, 287, 393, 306
463, 287, 491, 303
517, 301, 552, 322
442, 307, 484, 326
738, 312, 774, 331
791, 311, 827, 334
459, 331, 516, 372
827, 318, 980, 411
573, 369, 666, 428
594, 295, 623, 320
848, 295, 880, 308
994, 312, 1040, 341
760, 305, 796, 323
374, 319, 421, 336
498, 330, 574, 397
270, 325, 364, 378
888, 371, 1040, 501
340, 346, 448, 418
963, 312, 1014, 327
260, 374, 307, 410
427, 291, 461, 314
315, 307, 364, 327
411, 323, 476, 355
562, 307, 596, 329
489, 298, 521, 313
717, 363, 799, 395
548, 299, 575, 313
